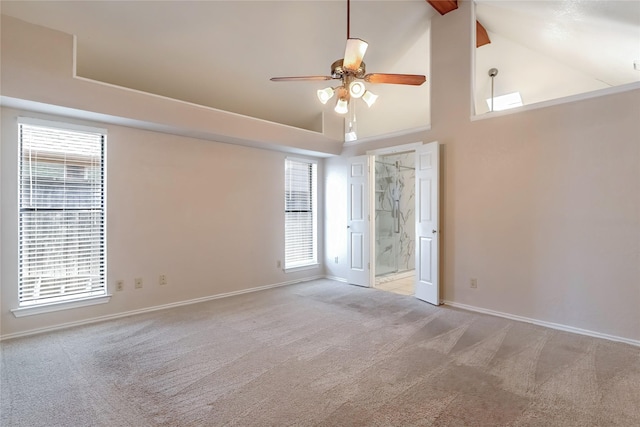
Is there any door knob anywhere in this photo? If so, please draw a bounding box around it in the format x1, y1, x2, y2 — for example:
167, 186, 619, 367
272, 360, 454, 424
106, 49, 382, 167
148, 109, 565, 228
347, 226, 351, 229
432, 229, 437, 234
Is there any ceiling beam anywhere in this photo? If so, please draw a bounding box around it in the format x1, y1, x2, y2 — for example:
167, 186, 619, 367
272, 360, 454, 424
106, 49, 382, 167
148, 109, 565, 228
476, 21, 491, 47
425, 1, 490, 48
426, 0, 458, 16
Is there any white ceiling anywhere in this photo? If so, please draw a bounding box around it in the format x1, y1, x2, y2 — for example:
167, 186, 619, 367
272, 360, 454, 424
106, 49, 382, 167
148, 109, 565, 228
1, 1, 639, 139
475, 0, 640, 114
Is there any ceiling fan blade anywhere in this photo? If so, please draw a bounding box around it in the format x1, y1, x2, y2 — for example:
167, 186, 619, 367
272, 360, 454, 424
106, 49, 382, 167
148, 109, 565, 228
343, 38, 368, 72
270, 76, 334, 82
364, 73, 426, 86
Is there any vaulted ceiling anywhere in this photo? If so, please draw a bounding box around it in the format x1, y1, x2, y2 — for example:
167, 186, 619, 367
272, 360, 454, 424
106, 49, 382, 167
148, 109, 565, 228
474, 0, 640, 114
0, 1, 433, 141
1, 1, 638, 141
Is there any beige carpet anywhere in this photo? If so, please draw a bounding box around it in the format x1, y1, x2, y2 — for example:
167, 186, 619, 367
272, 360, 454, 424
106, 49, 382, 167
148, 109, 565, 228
1, 279, 639, 426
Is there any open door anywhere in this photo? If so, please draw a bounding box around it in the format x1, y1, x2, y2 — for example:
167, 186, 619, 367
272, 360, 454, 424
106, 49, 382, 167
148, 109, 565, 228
347, 155, 371, 287
415, 142, 440, 305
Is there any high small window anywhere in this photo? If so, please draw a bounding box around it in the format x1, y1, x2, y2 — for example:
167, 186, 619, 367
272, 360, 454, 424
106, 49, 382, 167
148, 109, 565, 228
18, 118, 106, 307
284, 158, 317, 269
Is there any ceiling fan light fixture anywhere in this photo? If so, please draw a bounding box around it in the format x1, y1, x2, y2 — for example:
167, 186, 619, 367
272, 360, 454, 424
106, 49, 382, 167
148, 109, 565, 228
362, 90, 378, 107
317, 87, 335, 104
335, 98, 349, 114
349, 81, 366, 98
270, 0, 427, 134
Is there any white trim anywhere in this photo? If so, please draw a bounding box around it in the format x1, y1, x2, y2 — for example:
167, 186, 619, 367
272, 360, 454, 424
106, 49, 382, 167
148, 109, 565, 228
0, 277, 322, 341
443, 300, 640, 348
471, 81, 640, 122
285, 155, 318, 165
11, 295, 111, 318
2, 96, 338, 159
72, 35, 78, 78
470, 0, 478, 118
366, 141, 424, 156
6, 279, 636, 349
342, 125, 431, 147
284, 263, 321, 273
16, 120, 108, 315
18, 116, 107, 135
363, 141, 439, 290
284, 158, 319, 270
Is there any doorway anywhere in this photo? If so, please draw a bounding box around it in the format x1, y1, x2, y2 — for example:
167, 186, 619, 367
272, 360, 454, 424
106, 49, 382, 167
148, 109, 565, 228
374, 152, 416, 295
347, 141, 440, 305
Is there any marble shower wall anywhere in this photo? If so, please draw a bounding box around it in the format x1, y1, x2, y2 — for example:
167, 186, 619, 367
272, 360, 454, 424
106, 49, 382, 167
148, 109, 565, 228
375, 152, 415, 276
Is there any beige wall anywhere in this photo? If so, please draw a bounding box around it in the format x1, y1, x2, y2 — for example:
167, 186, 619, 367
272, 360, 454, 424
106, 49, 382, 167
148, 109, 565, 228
0, 15, 331, 338
325, 1, 640, 342
1, 108, 325, 337
2, 2, 639, 343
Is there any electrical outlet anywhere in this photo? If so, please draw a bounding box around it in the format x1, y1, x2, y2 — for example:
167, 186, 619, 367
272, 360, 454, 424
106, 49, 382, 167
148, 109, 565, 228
159, 275, 167, 286
116, 280, 124, 292
134, 277, 143, 289
470, 278, 478, 289
276, 260, 281, 269
334, 256, 339, 263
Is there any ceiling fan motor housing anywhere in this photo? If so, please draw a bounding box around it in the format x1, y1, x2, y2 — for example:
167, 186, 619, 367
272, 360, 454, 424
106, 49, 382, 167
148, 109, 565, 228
331, 59, 366, 79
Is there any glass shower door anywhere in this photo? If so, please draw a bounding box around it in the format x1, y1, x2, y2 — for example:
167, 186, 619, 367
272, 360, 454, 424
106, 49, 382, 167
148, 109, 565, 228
375, 152, 416, 279
375, 160, 400, 276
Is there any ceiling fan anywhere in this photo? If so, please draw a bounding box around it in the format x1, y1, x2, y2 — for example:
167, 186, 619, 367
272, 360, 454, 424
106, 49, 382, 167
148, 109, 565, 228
270, 0, 426, 118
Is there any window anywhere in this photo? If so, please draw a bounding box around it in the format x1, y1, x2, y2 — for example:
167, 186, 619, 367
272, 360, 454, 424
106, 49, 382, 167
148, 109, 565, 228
18, 118, 106, 308
284, 158, 317, 269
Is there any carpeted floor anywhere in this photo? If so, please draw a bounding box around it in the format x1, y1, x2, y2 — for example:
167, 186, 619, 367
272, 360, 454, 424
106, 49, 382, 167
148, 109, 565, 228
1, 279, 639, 426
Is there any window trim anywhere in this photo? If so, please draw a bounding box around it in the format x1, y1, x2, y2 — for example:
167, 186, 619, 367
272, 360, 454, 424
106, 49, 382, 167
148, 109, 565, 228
18, 116, 108, 136
15, 117, 108, 314
284, 156, 318, 271
11, 295, 111, 318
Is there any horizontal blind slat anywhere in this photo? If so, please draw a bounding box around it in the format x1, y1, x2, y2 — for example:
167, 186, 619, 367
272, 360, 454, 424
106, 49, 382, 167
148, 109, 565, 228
19, 122, 106, 306
284, 159, 316, 269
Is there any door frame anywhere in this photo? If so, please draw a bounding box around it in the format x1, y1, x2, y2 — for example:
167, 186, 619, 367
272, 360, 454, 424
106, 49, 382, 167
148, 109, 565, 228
366, 142, 427, 287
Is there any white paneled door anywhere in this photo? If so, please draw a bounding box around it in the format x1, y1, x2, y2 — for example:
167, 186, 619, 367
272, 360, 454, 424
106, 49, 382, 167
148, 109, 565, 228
414, 142, 440, 305
347, 156, 370, 287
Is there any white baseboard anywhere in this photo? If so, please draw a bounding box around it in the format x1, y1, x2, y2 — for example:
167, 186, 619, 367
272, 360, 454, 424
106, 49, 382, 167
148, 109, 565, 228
0, 276, 324, 341
443, 300, 640, 348
6, 279, 636, 349
323, 279, 639, 347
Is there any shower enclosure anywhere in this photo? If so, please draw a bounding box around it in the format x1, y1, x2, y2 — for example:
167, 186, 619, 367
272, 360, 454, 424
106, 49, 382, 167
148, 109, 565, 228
374, 152, 415, 279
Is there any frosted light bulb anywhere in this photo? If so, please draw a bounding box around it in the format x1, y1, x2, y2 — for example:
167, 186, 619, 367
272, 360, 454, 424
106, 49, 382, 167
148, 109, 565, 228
317, 87, 335, 104
334, 98, 349, 114
362, 91, 378, 107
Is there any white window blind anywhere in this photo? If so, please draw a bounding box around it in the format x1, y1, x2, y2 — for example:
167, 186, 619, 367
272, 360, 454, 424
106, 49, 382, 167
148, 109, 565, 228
18, 120, 106, 307
284, 158, 317, 269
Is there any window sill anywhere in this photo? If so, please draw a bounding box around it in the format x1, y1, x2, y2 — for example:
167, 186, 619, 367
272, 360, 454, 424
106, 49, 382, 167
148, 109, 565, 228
284, 263, 320, 273
11, 295, 111, 318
